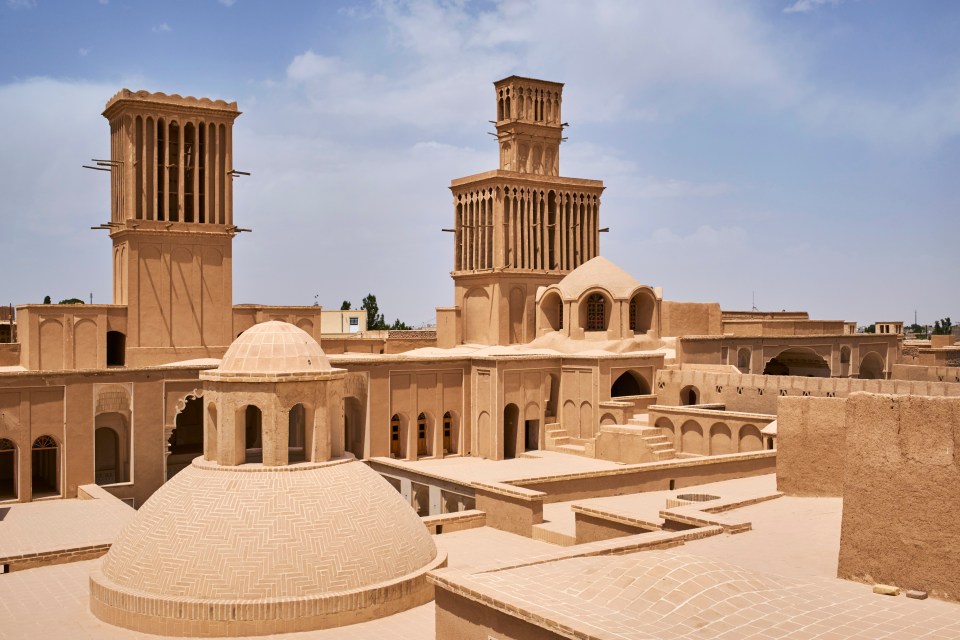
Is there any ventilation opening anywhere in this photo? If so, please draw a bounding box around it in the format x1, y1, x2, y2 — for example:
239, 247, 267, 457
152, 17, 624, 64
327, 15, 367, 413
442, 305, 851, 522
106, 331, 125, 367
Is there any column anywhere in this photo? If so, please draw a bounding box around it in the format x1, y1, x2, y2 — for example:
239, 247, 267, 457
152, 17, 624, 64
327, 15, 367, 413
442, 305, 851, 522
224, 122, 233, 226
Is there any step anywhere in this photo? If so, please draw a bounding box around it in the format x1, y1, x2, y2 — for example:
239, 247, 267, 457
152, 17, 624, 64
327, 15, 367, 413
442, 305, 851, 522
557, 443, 587, 456
549, 435, 570, 446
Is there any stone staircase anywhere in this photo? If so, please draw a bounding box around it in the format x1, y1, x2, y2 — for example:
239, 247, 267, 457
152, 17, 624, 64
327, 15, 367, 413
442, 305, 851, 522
545, 423, 591, 457
617, 413, 677, 461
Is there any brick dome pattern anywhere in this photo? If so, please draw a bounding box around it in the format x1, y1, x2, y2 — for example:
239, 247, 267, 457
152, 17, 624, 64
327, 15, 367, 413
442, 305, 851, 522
90, 458, 444, 635
218, 321, 331, 375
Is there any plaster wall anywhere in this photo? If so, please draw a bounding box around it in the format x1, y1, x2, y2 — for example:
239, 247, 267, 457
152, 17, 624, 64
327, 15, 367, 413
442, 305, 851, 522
838, 393, 960, 602
660, 301, 722, 337
891, 364, 960, 383
435, 589, 567, 640
775, 396, 846, 496
655, 368, 960, 416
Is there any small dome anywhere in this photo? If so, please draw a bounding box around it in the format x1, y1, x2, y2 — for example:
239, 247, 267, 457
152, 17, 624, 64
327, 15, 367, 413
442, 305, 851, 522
554, 256, 643, 300
218, 321, 331, 375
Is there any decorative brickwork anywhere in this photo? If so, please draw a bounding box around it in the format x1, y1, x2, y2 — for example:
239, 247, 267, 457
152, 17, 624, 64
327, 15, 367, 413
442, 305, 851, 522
90, 457, 445, 635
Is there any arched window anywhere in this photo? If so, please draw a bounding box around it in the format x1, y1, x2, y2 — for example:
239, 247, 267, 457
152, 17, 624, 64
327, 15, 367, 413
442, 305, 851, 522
586, 293, 606, 331
32, 435, 59, 497
0, 438, 17, 501
390, 414, 401, 458
629, 299, 637, 330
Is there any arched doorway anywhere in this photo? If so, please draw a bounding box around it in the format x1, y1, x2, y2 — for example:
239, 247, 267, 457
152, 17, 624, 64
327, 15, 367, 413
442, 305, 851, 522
442, 411, 457, 455
739, 425, 762, 452
94, 426, 120, 485
545, 374, 560, 418
503, 403, 519, 459
858, 352, 885, 379
168, 397, 203, 479
611, 371, 651, 397
763, 348, 831, 377
344, 397, 364, 459
737, 348, 751, 373
31, 435, 59, 498
541, 291, 563, 332
0, 439, 17, 501
680, 385, 699, 406
416, 412, 432, 458
244, 405, 263, 463
288, 403, 306, 463
629, 290, 656, 334
390, 414, 404, 459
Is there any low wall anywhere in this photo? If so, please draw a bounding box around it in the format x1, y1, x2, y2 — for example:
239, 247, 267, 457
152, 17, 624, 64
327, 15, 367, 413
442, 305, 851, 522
891, 364, 960, 384
473, 483, 544, 537
511, 451, 775, 504
838, 393, 960, 602
422, 509, 486, 535
656, 368, 960, 415
0, 343, 19, 366
776, 396, 847, 496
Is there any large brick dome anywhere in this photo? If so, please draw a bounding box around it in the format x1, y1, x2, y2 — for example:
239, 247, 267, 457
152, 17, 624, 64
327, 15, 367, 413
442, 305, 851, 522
89, 457, 445, 635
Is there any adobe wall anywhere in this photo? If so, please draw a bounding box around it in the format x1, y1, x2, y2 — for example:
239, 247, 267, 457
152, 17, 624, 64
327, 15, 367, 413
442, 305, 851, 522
837, 393, 960, 602
0, 366, 206, 505
0, 344, 19, 367
435, 589, 567, 640
655, 368, 960, 416
720, 319, 848, 337
660, 301, 721, 337
512, 451, 775, 504
775, 396, 846, 496
892, 364, 960, 383
646, 405, 772, 456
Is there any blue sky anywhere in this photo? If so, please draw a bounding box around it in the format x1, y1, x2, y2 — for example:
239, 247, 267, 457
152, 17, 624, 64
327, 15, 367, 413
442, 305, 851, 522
0, 0, 957, 328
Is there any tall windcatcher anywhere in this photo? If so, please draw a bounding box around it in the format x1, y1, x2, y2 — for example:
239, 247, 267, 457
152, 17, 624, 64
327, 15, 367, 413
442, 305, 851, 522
440, 77, 605, 347
101, 90, 242, 365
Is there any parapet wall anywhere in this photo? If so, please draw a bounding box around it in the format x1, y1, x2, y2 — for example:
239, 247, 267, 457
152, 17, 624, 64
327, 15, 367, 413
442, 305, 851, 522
775, 396, 846, 496
837, 393, 960, 602
655, 368, 960, 415
891, 364, 960, 384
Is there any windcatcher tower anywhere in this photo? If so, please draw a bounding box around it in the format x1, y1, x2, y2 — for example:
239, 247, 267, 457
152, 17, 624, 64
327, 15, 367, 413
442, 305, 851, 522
440, 77, 605, 346
101, 90, 241, 366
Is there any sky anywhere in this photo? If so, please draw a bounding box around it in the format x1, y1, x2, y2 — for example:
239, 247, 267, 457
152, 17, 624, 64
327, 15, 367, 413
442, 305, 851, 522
0, 0, 957, 329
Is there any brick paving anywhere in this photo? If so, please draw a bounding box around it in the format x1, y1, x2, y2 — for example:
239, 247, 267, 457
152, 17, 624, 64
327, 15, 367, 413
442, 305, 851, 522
433, 550, 960, 639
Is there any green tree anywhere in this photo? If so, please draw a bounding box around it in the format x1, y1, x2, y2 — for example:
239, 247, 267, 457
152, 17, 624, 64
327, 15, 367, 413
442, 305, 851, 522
58, 298, 85, 305
361, 293, 385, 330
388, 318, 412, 330
862, 324, 875, 334
933, 317, 953, 335
340, 300, 351, 310
908, 323, 926, 336
43, 295, 51, 304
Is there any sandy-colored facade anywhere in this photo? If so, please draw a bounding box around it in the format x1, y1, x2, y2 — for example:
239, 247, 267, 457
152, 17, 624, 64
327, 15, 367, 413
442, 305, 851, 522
0, 75, 958, 640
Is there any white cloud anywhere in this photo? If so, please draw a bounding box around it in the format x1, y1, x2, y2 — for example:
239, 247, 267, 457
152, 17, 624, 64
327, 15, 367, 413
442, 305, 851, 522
79, 47, 91, 57
218, 0, 236, 6
651, 225, 748, 248
784, 0, 842, 14
152, 22, 171, 33
7, 0, 36, 8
